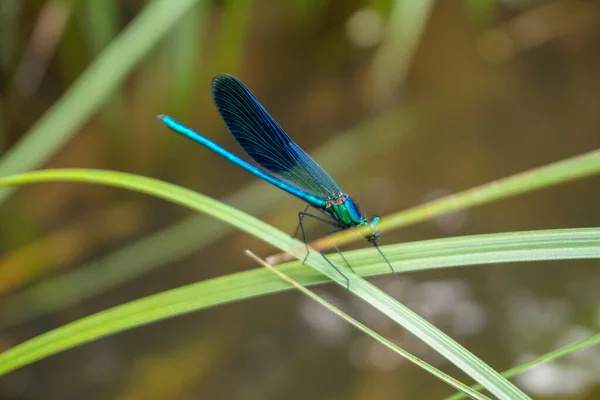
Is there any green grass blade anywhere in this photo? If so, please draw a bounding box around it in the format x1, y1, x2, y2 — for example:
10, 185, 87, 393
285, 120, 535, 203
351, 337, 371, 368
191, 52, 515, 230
1, 225, 595, 382
444, 333, 600, 400
4, 142, 594, 325
349, 227, 600, 274
2, 221, 597, 331
0, 169, 541, 398
0, 0, 203, 204
2, 225, 596, 329
381, 149, 600, 232
0, 108, 414, 328
246, 250, 491, 400
314, 148, 600, 252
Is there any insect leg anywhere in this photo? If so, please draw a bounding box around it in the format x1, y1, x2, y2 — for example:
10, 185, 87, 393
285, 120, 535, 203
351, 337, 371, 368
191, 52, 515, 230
292, 204, 310, 240
318, 252, 350, 290
295, 215, 353, 289
323, 228, 354, 273
291, 210, 350, 288
294, 208, 340, 264
373, 240, 400, 280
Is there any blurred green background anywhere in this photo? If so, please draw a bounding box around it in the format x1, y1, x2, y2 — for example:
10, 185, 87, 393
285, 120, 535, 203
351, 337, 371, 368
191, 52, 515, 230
1, 0, 599, 399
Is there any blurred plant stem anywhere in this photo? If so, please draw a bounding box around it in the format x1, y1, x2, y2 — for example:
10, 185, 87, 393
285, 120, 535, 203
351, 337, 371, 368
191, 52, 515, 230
0, 0, 203, 203
369, 0, 435, 106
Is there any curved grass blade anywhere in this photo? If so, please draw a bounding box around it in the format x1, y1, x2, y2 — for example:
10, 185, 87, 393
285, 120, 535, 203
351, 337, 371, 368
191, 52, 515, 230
2, 141, 595, 329
0, 225, 596, 380
2, 220, 597, 330
268, 148, 600, 264
2, 216, 595, 332
369, 149, 600, 242
0, 107, 413, 328
246, 250, 490, 400
444, 333, 600, 400
0, 168, 552, 398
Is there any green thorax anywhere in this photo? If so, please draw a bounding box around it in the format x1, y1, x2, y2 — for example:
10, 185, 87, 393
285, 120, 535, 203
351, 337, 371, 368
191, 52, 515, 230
325, 194, 367, 227
325, 194, 381, 242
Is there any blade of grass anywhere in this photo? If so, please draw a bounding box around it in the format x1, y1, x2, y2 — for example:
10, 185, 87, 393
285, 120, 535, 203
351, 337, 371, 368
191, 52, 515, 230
246, 250, 490, 400
0, 107, 414, 328
269, 148, 600, 264
0, 0, 203, 204
0, 174, 593, 391
1, 223, 597, 327
1, 227, 594, 381
0, 169, 532, 398
444, 333, 600, 400
380, 149, 600, 241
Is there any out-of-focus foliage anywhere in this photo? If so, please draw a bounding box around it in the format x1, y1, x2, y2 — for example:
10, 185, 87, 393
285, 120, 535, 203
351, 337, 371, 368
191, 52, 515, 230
1, 1, 599, 399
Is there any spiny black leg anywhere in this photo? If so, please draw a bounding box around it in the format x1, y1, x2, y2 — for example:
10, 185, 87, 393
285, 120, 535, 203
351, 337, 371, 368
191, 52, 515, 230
296, 217, 349, 289
319, 252, 350, 290
292, 204, 310, 240
324, 229, 354, 273
312, 228, 353, 289
298, 210, 340, 228
373, 240, 400, 281
294, 208, 340, 264
296, 211, 311, 264
291, 209, 349, 288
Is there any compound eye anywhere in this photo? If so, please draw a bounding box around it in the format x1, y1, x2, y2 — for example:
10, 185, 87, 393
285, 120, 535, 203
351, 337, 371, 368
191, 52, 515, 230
371, 216, 380, 225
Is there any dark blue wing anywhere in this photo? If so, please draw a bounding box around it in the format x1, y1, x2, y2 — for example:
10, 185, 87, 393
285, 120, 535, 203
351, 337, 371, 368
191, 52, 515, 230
211, 74, 342, 199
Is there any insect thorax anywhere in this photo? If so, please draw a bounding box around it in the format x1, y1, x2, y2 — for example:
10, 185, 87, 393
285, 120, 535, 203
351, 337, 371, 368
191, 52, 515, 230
325, 194, 366, 227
